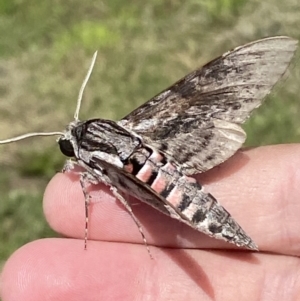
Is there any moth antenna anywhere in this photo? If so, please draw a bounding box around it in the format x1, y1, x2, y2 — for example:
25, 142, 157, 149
74, 51, 98, 121
0, 132, 64, 144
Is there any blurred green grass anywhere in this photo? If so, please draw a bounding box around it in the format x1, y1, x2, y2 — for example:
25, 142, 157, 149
0, 0, 300, 267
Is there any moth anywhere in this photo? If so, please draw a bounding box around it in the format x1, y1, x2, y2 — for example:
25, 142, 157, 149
0, 36, 297, 252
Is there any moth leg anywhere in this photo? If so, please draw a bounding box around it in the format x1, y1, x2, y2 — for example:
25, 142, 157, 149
64, 163, 152, 257
62, 160, 92, 248
109, 185, 153, 259
62, 159, 79, 173
79, 171, 100, 249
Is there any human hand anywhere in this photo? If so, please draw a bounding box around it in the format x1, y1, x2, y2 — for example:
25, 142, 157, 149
1, 144, 300, 300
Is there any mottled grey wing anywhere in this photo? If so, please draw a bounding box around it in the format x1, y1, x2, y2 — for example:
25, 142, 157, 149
119, 36, 298, 175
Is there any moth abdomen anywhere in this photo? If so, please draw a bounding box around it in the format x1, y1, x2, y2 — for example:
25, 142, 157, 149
124, 148, 257, 250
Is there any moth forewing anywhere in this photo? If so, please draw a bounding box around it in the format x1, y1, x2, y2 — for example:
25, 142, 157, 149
0, 37, 297, 254
120, 36, 298, 175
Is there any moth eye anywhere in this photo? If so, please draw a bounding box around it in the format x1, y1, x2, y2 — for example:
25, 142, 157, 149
59, 139, 75, 157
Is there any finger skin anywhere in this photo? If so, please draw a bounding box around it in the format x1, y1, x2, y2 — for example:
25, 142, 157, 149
1, 238, 300, 301
44, 144, 300, 255
1, 144, 300, 301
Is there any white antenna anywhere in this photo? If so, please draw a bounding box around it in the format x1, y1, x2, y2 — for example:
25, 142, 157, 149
0, 51, 98, 145
0, 132, 64, 144
74, 51, 98, 121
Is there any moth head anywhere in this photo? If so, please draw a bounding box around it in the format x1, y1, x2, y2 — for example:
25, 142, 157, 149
58, 139, 74, 157
57, 121, 81, 158
58, 133, 75, 157
0, 52, 98, 155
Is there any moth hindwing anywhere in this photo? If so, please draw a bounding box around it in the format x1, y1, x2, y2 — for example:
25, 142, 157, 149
0, 36, 298, 253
